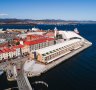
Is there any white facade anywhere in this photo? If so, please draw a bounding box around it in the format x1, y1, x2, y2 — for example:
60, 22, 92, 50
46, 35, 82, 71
22, 46, 30, 54
0, 53, 3, 60
36, 39, 81, 54
17, 34, 27, 39
15, 48, 21, 56
29, 40, 54, 52
54, 27, 58, 38
27, 32, 45, 35
0, 50, 16, 60
0, 45, 23, 61
0, 39, 6, 43
36, 39, 84, 63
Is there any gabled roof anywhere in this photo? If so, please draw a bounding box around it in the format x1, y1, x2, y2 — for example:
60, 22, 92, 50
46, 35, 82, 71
36, 39, 81, 54
26, 34, 45, 40
1, 48, 16, 53
0, 50, 3, 54
45, 32, 54, 37
0, 45, 24, 54
12, 44, 24, 49
24, 38, 54, 45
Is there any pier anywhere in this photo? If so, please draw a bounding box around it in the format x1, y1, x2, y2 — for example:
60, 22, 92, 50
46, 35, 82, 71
16, 61, 32, 90
25, 39, 92, 77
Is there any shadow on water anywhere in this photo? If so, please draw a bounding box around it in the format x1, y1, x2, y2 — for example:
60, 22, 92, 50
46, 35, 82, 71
31, 81, 48, 90
0, 72, 17, 90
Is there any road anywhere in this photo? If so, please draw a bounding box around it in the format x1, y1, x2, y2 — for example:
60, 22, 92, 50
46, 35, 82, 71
0, 56, 29, 70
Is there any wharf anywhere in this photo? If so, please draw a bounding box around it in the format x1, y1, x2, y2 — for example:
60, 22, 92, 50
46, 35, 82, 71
26, 41, 92, 77
2, 40, 92, 81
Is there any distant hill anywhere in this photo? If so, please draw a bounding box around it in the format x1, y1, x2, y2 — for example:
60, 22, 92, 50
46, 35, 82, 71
0, 19, 37, 25
0, 19, 96, 25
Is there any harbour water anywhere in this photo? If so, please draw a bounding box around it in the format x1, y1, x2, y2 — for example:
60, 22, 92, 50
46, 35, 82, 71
0, 24, 96, 90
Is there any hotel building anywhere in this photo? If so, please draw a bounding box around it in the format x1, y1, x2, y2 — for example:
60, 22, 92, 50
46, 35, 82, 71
23, 34, 55, 52
34, 39, 84, 64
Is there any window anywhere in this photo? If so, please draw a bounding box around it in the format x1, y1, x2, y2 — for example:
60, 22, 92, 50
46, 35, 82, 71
45, 57, 47, 61
50, 51, 53, 53
53, 50, 56, 52
46, 52, 50, 55
42, 54, 46, 56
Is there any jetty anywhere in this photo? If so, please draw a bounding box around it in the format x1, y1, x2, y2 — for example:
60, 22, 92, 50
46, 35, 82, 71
24, 39, 92, 77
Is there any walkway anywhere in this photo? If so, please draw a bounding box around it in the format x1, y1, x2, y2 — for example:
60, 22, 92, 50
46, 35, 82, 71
16, 61, 32, 90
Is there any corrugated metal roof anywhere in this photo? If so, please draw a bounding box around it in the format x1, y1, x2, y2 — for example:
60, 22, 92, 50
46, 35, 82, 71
59, 31, 82, 39
0, 44, 24, 54
1, 48, 16, 53
12, 44, 24, 48
24, 38, 54, 45
36, 39, 81, 54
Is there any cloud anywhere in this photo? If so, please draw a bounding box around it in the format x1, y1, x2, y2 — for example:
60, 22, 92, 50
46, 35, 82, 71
0, 13, 8, 16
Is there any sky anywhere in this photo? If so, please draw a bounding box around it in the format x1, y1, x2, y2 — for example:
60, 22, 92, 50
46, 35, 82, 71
0, 0, 96, 20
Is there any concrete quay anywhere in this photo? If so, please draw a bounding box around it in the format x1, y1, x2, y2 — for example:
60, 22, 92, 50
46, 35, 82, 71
0, 57, 29, 81
1, 40, 92, 81
26, 41, 92, 78
16, 61, 32, 90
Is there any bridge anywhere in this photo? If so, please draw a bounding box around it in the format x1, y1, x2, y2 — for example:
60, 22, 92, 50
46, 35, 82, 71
16, 61, 32, 90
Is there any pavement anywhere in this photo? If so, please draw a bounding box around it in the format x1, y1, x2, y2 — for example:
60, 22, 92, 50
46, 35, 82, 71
24, 41, 92, 77
16, 61, 32, 90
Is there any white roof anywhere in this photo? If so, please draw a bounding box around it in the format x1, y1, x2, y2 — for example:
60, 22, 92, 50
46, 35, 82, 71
17, 34, 27, 38
59, 31, 82, 39
17, 32, 45, 38
36, 39, 81, 54
27, 32, 45, 35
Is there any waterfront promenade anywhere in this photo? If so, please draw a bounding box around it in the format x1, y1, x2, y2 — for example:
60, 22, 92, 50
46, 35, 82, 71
0, 56, 29, 81
16, 61, 32, 90
0, 56, 28, 71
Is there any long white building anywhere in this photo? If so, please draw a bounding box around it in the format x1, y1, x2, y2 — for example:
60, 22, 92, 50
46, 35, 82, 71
32, 38, 84, 64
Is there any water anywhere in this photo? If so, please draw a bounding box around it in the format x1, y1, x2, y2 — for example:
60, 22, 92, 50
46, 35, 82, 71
0, 24, 96, 90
